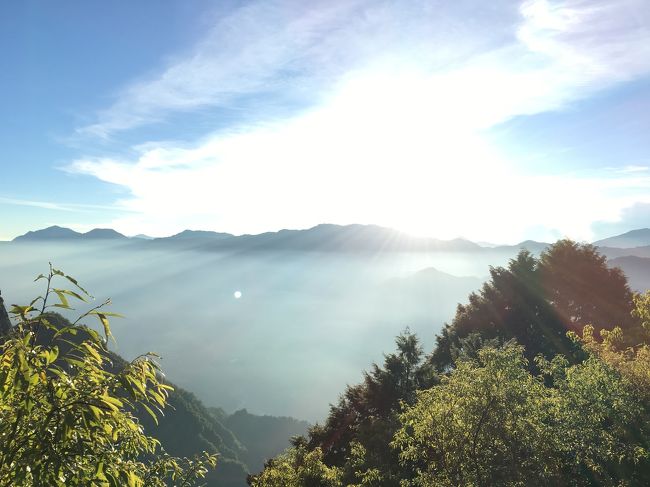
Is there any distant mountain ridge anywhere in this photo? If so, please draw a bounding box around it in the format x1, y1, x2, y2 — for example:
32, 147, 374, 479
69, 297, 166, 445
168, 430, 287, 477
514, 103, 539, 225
210, 408, 310, 473
609, 255, 650, 292
83, 228, 127, 240
593, 228, 650, 249
11, 224, 650, 254
14, 225, 83, 241
14, 226, 128, 241
495, 239, 550, 254
12, 224, 483, 252
163, 229, 235, 241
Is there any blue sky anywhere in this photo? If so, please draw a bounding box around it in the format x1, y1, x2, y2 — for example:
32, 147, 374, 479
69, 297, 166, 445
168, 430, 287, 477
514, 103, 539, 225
1, 0, 649, 243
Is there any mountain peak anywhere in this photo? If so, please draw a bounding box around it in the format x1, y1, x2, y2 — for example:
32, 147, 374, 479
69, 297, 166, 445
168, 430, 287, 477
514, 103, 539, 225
593, 228, 650, 249
13, 226, 129, 241
165, 229, 234, 240
14, 226, 81, 241
83, 228, 127, 239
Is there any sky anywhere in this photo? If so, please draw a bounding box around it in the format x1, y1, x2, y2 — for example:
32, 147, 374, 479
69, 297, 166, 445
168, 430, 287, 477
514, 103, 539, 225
1, 0, 650, 243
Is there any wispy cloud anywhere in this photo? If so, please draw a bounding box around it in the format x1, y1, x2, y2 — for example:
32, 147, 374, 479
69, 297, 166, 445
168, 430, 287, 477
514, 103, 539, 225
0, 196, 130, 213
78, 0, 366, 137
77, 0, 519, 137
79, 0, 650, 138
620, 165, 650, 173
68, 0, 650, 242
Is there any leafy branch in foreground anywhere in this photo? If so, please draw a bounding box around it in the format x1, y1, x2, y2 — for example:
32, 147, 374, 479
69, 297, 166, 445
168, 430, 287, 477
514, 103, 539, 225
0, 265, 217, 486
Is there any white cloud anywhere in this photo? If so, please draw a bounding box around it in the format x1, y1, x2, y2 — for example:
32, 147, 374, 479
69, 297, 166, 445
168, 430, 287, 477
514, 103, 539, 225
78, 1, 365, 137
80, 0, 650, 138
68, 0, 650, 242
0, 197, 126, 213
68, 103, 650, 243
620, 165, 650, 173
78, 0, 517, 137
519, 0, 650, 84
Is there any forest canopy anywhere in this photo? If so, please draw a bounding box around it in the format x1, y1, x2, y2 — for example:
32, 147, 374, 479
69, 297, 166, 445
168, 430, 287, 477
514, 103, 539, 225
250, 241, 650, 486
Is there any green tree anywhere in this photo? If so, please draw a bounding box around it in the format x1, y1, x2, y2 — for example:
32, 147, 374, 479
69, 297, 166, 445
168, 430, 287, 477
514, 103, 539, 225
0, 265, 217, 486
305, 329, 433, 485
395, 345, 563, 486
248, 445, 342, 487
430, 250, 568, 370
394, 343, 649, 486
542, 351, 648, 484
538, 239, 635, 333
430, 241, 637, 371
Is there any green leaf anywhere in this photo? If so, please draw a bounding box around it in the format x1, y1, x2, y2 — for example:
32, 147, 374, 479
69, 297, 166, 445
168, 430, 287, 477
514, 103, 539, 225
53, 290, 71, 309
94, 313, 112, 342
63, 357, 85, 368
81, 342, 102, 362
10, 304, 33, 319
54, 288, 88, 303
48, 347, 59, 364
51, 266, 92, 297
89, 310, 124, 318
89, 405, 104, 421
142, 403, 159, 425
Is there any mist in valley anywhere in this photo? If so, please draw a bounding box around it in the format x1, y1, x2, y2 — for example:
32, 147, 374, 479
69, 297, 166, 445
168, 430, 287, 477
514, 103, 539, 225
2, 229, 646, 423
0, 238, 515, 421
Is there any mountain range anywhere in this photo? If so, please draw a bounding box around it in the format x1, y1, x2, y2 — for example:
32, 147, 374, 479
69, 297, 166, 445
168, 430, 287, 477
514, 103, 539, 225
10, 224, 481, 252
14, 226, 128, 241
10, 224, 650, 254
9, 224, 650, 294
593, 228, 650, 248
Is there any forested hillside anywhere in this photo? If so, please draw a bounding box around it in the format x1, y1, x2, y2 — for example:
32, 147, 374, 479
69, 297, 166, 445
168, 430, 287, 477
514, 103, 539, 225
213, 408, 310, 473
0, 280, 306, 487
250, 241, 650, 486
